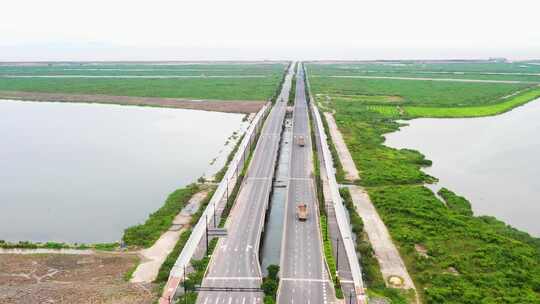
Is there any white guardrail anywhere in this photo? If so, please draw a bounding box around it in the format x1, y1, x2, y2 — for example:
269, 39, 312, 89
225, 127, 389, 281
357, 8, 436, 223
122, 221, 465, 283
305, 66, 367, 302
165, 101, 270, 296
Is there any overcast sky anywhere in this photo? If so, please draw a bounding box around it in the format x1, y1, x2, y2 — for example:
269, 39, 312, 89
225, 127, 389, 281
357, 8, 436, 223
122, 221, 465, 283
2, 0, 539, 61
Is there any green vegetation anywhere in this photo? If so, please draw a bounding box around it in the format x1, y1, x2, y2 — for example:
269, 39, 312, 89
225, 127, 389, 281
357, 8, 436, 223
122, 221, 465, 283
437, 188, 473, 216
123, 184, 200, 248
0, 63, 286, 101
0, 240, 119, 250
308, 76, 531, 107
307, 61, 540, 82
261, 265, 280, 304
308, 63, 540, 303
319, 109, 346, 183
175, 238, 219, 304
214, 134, 245, 182
320, 215, 343, 299
271, 62, 292, 103
340, 188, 409, 303
288, 75, 296, 105
123, 259, 140, 282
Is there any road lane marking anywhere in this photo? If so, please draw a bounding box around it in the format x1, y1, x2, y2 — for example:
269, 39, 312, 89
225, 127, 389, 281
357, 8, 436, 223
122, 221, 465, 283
281, 277, 330, 283
204, 276, 261, 280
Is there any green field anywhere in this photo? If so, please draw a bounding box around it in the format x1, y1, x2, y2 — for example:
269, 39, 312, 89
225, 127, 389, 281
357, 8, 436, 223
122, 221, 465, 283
307, 61, 540, 82
308, 76, 532, 107
0, 63, 286, 101
307, 62, 540, 303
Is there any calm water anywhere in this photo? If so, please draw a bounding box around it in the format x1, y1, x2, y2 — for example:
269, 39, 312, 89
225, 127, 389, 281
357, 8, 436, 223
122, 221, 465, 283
385, 99, 540, 236
0, 100, 245, 243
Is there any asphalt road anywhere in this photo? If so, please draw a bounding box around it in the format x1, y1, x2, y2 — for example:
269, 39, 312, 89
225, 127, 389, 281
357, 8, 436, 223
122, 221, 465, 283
278, 64, 332, 304
196, 65, 293, 304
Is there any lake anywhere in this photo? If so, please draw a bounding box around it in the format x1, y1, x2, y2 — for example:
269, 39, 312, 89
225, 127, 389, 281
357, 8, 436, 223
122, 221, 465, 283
0, 100, 246, 243
385, 99, 540, 236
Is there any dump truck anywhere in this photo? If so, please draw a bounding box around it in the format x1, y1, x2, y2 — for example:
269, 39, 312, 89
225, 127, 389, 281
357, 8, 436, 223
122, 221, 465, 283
296, 135, 305, 147
297, 203, 308, 221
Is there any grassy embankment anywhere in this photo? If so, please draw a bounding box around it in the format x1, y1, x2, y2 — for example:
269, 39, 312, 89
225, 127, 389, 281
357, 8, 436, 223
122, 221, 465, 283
340, 188, 410, 303
0, 63, 286, 101
122, 184, 200, 248
308, 64, 540, 303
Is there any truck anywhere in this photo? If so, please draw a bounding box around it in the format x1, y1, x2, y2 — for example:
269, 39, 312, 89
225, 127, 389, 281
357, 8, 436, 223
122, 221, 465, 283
296, 135, 305, 147
297, 203, 308, 221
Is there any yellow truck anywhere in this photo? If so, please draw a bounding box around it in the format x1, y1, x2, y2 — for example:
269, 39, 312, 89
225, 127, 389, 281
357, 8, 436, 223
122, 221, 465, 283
297, 203, 308, 221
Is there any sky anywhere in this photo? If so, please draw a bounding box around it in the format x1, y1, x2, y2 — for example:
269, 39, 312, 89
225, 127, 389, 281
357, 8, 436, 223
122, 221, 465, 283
1, 0, 539, 61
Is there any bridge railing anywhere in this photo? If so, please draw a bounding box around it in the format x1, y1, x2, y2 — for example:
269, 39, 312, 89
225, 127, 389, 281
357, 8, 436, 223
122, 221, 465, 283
161, 101, 270, 301
304, 64, 367, 303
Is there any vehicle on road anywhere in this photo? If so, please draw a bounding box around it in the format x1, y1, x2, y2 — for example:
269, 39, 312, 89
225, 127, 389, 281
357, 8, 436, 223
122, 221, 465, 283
297, 203, 308, 221
296, 136, 305, 147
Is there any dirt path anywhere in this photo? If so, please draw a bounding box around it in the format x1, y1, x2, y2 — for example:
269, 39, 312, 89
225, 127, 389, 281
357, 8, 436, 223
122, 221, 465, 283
323, 113, 360, 181
324, 113, 417, 299
0, 252, 154, 304
0, 91, 265, 114
130, 190, 208, 283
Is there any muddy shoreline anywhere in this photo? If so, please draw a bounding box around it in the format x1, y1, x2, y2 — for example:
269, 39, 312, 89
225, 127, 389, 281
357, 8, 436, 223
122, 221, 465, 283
0, 91, 265, 114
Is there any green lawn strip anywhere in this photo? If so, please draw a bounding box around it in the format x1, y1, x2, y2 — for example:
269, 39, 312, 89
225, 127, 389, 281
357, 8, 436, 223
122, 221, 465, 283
288, 70, 296, 105
367, 87, 540, 118
320, 215, 344, 299
123, 184, 200, 248
339, 188, 410, 303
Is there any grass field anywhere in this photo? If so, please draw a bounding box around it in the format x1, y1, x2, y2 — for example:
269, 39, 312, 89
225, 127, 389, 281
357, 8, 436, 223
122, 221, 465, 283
307, 62, 540, 303
0, 63, 286, 101
307, 61, 540, 82
308, 76, 532, 107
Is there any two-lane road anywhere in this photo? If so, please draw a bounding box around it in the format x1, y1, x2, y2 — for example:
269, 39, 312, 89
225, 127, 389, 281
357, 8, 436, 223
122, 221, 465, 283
196, 64, 294, 304
278, 64, 333, 304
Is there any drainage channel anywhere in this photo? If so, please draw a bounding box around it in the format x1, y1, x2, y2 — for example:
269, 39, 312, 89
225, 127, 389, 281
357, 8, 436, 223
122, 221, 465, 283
260, 110, 293, 275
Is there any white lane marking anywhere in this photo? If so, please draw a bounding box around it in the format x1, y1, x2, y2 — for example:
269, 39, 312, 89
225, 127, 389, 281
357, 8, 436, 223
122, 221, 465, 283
204, 276, 261, 280
228, 297, 232, 304
203, 297, 209, 304
241, 297, 246, 304
214, 297, 220, 304
281, 277, 330, 283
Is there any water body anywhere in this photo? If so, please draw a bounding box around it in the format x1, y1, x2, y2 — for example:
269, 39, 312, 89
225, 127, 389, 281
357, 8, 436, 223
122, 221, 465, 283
261, 116, 292, 274
385, 99, 540, 236
0, 100, 245, 243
